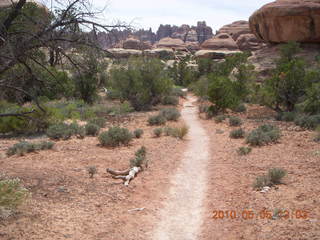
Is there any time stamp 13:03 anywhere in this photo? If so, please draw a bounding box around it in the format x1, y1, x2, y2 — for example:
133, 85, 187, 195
212, 209, 310, 220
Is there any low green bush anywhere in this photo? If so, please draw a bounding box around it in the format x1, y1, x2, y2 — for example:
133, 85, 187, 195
98, 127, 133, 147
130, 146, 147, 168
237, 147, 252, 155
87, 166, 97, 178
314, 126, 320, 142
268, 168, 286, 184
170, 125, 189, 139
246, 124, 281, 146
153, 128, 163, 137
148, 115, 167, 126
171, 87, 187, 98
294, 114, 320, 130
163, 126, 174, 136
160, 108, 181, 121
88, 118, 107, 128
0, 177, 29, 210
253, 175, 272, 190
276, 112, 296, 122
198, 104, 209, 114
162, 96, 179, 106
6, 141, 55, 156
229, 116, 242, 126
69, 122, 86, 139
232, 104, 247, 113
214, 115, 227, 123
133, 129, 144, 139
85, 123, 100, 136
230, 128, 245, 139
46, 123, 73, 140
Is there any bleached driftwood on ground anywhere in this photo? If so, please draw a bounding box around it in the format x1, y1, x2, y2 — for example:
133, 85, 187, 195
107, 167, 141, 186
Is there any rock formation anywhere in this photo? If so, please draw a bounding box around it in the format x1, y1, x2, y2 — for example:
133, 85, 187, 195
236, 33, 266, 51
196, 21, 214, 43
249, 0, 320, 43
218, 20, 251, 41
157, 37, 186, 50
201, 33, 239, 50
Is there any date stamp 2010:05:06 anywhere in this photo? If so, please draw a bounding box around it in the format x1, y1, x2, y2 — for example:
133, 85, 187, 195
212, 209, 309, 220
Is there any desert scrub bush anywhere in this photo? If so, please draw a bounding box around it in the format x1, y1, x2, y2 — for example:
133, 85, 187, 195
276, 112, 296, 122
232, 104, 247, 113
130, 146, 147, 168
163, 126, 174, 136
214, 115, 227, 123
268, 168, 286, 185
160, 108, 181, 121
98, 127, 133, 147
85, 123, 100, 136
88, 117, 106, 128
253, 175, 272, 190
69, 122, 86, 139
153, 128, 163, 137
230, 128, 245, 139
170, 125, 189, 139
162, 95, 179, 106
0, 177, 29, 212
237, 146, 252, 155
148, 115, 167, 126
229, 116, 242, 126
171, 87, 187, 98
46, 123, 73, 140
6, 141, 54, 156
87, 166, 97, 178
198, 104, 209, 114
294, 114, 320, 130
133, 129, 144, 139
246, 124, 281, 146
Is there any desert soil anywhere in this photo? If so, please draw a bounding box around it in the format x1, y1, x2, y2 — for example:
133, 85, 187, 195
151, 96, 209, 240
1, 96, 320, 240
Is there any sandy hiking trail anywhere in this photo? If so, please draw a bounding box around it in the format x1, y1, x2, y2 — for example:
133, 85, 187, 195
152, 96, 210, 240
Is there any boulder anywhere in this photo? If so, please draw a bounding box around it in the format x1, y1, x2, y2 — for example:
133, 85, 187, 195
249, 0, 320, 43
195, 49, 242, 59
236, 33, 266, 51
123, 38, 141, 50
144, 48, 175, 59
185, 41, 200, 52
201, 33, 239, 51
218, 20, 251, 41
157, 37, 186, 50
107, 48, 142, 58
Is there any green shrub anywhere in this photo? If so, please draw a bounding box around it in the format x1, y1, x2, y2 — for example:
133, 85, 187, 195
85, 123, 100, 136
253, 175, 272, 190
170, 125, 189, 139
230, 128, 245, 139
160, 108, 181, 121
153, 128, 163, 137
268, 168, 286, 184
46, 123, 73, 140
163, 126, 174, 136
69, 122, 86, 139
171, 87, 187, 97
214, 115, 227, 123
133, 129, 144, 139
276, 112, 296, 122
162, 96, 179, 106
109, 57, 173, 111
237, 147, 252, 155
88, 118, 107, 128
7, 141, 55, 156
198, 104, 210, 114
229, 116, 242, 126
0, 177, 29, 210
246, 124, 281, 146
98, 127, 133, 147
148, 115, 167, 126
130, 146, 147, 168
294, 114, 320, 130
232, 104, 247, 113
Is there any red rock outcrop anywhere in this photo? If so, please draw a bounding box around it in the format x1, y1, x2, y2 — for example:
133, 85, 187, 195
249, 0, 320, 43
218, 20, 251, 41
201, 33, 239, 50
157, 37, 186, 50
236, 33, 266, 51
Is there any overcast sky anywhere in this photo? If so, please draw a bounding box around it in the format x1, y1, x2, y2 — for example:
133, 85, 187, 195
44, 0, 272, 32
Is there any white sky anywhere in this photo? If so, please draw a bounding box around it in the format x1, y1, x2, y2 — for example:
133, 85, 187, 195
43, 0, 272, 32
